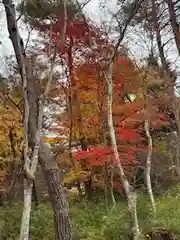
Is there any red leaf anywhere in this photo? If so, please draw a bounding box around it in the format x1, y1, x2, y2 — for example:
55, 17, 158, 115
118, 129, 140, 140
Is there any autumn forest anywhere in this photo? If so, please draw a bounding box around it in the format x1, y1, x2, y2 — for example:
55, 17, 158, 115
0, 0, 180, 239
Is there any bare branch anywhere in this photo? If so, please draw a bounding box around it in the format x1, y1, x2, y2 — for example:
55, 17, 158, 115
110, 0, 145, 63
30, 0, 68, 178
24, 26, 34, 51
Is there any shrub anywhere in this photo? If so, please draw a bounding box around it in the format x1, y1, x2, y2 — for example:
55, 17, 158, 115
1, 185, 180, 239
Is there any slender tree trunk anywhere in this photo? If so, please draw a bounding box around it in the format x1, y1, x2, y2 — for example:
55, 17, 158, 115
7, 129, 21, 203
151, 0, 169, 72
3, 1, 32, 237
68, 38, 87, 150
152, 0, 180, 179
176, 144, 180, 174
6, 164, 21, 203
167, 0, 180, 56
105, 61, 140, 240
103, 133, 116, 208
104, 162, 108, 208
67, 39, 91, 198
144, 104, 156, 216
67, 48, 82, 197
32, 180, 38, 207
3, 1, 72, 239
109, 164, 116, 209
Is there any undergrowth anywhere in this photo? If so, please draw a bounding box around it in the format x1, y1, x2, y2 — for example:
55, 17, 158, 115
1, 185, 180, 239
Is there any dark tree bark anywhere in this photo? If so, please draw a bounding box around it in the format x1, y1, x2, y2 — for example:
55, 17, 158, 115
3, 1, 72, 239
167, 0, 180, 56
151, 0, 170, 72
32, 181, 38, 207
45, 169, 72, 239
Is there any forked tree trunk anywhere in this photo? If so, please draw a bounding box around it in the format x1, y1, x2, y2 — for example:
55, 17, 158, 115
105, 61, 140, 240
3, 1, 72, 239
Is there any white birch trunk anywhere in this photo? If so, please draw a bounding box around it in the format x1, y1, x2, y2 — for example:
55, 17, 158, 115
19, 181, 33, 240
109, 165, 116, 209
144, 99, 156, 216
106, 61, 140, 240
3, 1, 68, 239
104, 135, 116, 208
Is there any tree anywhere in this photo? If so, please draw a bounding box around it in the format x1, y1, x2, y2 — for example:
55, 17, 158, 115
44, 34, 170, 199
144, 79, 156, 216
3, 0, 72, 239
167, 0, 180, 56
52, 15, 169, 240
0, 82, 24, 203
6, 0, 174, 239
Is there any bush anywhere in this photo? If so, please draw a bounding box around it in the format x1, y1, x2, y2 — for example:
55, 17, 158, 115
0, 202, 54, 240
1, 185, 180, 239
0, 202, 22, 239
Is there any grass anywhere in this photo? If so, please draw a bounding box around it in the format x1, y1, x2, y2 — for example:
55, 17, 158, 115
1, 185, 180, 239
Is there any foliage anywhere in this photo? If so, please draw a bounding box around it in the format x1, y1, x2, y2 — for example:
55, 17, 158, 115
17, 0, 171, 195
17, 0, 80, 21
63, 169, 90, 184
0, 203, 54, 240
1, 185, 180, 239
0, 95, 23, 192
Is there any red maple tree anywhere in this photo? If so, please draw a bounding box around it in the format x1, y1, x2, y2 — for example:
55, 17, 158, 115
35, 16, 170, 194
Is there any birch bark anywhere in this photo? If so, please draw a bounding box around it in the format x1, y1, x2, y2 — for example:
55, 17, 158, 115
3, 1, 72, 239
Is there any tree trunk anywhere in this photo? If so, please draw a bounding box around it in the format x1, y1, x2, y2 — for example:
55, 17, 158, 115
6, 164, 21, 204
85, 178, 93, 200
32, 181, 38, 207
19, 180, 33, 240
105, 61, 140, 240
109, 165, 116, 208
144, 108, 156, 216
151, 0, 169, 72
44, 168, 72, 239
104, 162, 108, 208
104, 133, 116, 208
167, 0, 180, 56
67, 50, 83, 198
3, 1, 72, 239
152, 0, 180, 180
39, 142, 72, 240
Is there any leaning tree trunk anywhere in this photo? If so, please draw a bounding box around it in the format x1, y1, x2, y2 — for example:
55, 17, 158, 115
39, 142, 72, 239
166, 0, 180, 56
3, 0, 32, 238
3, 1, 72, 239
105, 61, 140, 240
152, 0, 180, 180
151, 0, 169, 72
144, 95, 156, 216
